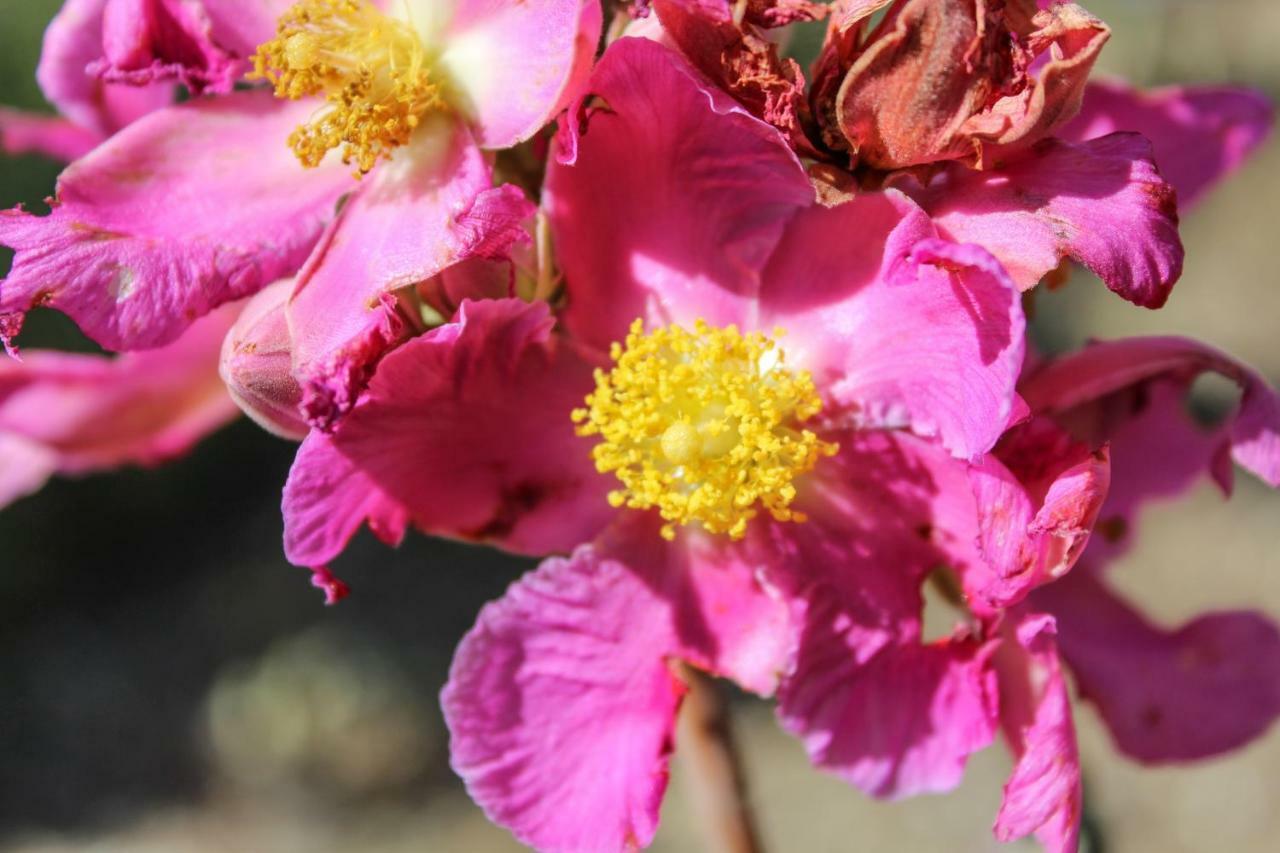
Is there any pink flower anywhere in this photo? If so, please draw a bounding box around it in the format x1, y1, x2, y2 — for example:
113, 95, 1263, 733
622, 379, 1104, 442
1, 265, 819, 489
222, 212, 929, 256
273, 38, 1038, 850
0, 0, 602, 415
0, 301, 241, 508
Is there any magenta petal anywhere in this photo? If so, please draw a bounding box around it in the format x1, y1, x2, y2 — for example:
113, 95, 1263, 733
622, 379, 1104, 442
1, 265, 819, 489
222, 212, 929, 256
0, 92, 349, 353
992, 613, 1082, 853
1035, 570, 1280, 763
919, 133, 1184, 308
545, 37, 813, 350
762, 433, 1000, 798
282, 429, 411, 567
288, 121, 533, 427
1062, 79, 1275, 208
93, 0, 244, 95
780, 628, 999, 799
442, 518, 794, 852
0, 109, 100, 162
761, 196, 1024, 460
282, 299, 613, 566
441, 0, 603, 149
1022, 336, 1280, 489
0, 301, 240, 508
964, 417, 1110, 608
36, 0, 172, 137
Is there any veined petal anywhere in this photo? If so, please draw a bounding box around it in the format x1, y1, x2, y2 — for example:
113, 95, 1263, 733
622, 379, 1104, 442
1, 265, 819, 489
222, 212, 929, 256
963, 417, 1110, 609
761, 194, 1025, 461
434, 0, 603, 149
0, 91, 350, 353
282, 299, 613, 567
442, 516, 794, 853
545, 37, 813, 351
917, 133, 1183, 308
1062, 79, 1275, 208
992, 612, 1082, 853
287, 119, 533, 428
760, 432, 1001, 798
1021, 336, 1280, 490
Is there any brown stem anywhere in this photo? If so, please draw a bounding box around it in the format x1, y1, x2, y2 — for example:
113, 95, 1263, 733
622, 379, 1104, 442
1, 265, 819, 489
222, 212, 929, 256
677, 665, 765, 853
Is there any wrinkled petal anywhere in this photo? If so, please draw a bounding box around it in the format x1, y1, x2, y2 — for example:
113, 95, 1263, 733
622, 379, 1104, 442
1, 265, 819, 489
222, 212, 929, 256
282, 299, 613, 566
442, 514, 794, 852
1021, 336, 1280, 489
433, 0, 603, 149
992, 612, 1082, 853
758, 432, 1000, 798
219, 279, 306, 440
964, 417, 1110, 608
0, 91, 350, 353
652, 0, 820, 156
831, 0, 1106, 169
287, 119, 533, 428
0, 109, 100, 162
281, 429, 411, 566
0, 301, 240, 508
1061, 79, 1275, 208
779, 624, 999, 799
761, 195, 1025, 460
917, 133, 1183, 308
546, 36, 813, 351
1035, 570, 1280, 763
92, 0, 251, 94
36, 0, 173, 137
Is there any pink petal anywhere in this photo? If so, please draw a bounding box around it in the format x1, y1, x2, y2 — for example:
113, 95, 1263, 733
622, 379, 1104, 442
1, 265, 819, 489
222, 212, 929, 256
964, 417, 1110, 609
1021, 336, 1280, 489
439, 0, 604, 149
282, 299, 613, 566
992, 612, 1082, 853
0, 91, 349, 353
36, 0, 172, 137
0, 301, 240, 507
761, 197, 1025, 460
93, 0, 244, 95
442, 516, 794, 852
281, 429, 411, 566
287, 120, 533, 428
759, 432, 1001, 798
545, 36, 813, 351
0, 434, 57, 509
219, 279, 307, 440
1035, 570, 1280, 763
1061, 79, 1275, 208
916, 133, 1183, 308
0, 109, 100, 162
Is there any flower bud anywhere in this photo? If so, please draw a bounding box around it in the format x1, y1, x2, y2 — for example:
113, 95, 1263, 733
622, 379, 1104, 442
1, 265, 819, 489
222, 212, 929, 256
219, 280, 308, 440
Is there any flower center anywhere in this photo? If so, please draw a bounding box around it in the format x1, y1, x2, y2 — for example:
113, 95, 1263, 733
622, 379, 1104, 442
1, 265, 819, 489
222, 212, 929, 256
252, 0, 444, 174
573, 319, 837, 541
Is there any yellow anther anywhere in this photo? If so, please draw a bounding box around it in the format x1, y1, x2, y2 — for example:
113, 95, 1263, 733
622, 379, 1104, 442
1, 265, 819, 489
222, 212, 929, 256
573, 319, 838, 541
252, 0, 445, 175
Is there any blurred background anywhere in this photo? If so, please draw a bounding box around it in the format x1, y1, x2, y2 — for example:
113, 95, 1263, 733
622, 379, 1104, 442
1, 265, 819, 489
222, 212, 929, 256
1, 1, 1278, 850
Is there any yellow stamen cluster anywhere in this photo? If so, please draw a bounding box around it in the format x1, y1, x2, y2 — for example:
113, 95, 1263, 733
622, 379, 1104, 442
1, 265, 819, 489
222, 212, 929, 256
252, 0, 444, 174
573, 319, 838, 541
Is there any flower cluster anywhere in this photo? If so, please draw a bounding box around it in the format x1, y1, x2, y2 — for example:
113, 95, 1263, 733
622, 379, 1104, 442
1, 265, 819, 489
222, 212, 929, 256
2, 1, 1278, 851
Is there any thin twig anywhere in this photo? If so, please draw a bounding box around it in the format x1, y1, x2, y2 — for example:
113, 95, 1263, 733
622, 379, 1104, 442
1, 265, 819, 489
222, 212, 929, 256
677, 665, 765, 853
